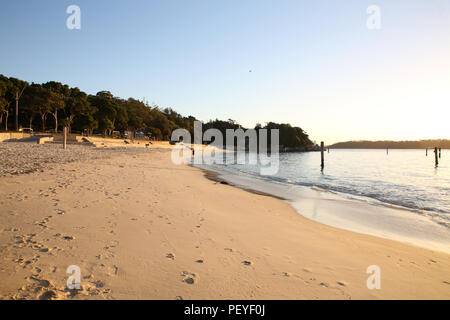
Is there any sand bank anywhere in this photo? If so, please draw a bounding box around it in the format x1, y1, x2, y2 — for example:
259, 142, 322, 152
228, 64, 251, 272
0, 144, 449, 299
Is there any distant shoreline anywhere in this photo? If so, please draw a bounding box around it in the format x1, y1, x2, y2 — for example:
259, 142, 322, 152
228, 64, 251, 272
329, 147, 449, 150
328, 139, 450, 149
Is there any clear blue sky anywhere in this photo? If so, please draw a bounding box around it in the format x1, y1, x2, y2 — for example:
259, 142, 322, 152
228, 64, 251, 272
1, 0, 449, 143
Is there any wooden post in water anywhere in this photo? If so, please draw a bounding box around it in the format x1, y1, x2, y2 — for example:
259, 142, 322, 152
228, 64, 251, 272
63, 127, 67, 150
439, 147, 441, 159
434, 147, 438, 167
426, 148, 428, 156
386, 147, 389, 155
320, 141, 325, 170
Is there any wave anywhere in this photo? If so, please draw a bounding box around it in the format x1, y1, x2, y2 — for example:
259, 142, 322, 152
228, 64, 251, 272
206, 162, 450, 229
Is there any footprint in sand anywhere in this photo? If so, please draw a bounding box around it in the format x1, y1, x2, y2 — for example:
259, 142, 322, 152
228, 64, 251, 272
181, 272, 197, 285
14, 234, 45, 251
242, 261, 253, 266
166, 253, 175, 260
3, 227, 19, 232
39, 290, 61, 300
35, 216, 52, 228
93, 280, 106, 288
30, 276, 53, 288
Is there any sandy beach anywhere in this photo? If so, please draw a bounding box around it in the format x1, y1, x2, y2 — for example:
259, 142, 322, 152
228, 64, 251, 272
0, 142, 449, 300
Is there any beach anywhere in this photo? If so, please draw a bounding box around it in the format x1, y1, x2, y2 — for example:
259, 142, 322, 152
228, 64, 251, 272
0, 142, 449, 300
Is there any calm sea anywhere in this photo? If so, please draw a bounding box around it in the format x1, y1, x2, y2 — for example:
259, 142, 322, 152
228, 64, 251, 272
220, 149, 449, 214
197, 149, 450, 252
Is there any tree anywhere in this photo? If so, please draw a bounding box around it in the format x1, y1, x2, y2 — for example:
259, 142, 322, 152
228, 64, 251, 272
89, 91, 118, 136
75, 113, 98, 136
112, 99, 128, 132
0, 76, 14, 131
0, 78, 9, 130
151, 111, 172, 139
42, 81, 69, 132
20, 85, 39, 130
147, 127, 162, 140
6, 77, 28, 131
0, 74, 314, 144
65, 87, 91, 131
47, 90, 64, 132
263, 122, 312, 149
21, 85, 52, 132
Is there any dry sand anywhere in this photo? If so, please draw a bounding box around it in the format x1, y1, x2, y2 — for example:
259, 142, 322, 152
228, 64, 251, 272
0, 142, 449, 300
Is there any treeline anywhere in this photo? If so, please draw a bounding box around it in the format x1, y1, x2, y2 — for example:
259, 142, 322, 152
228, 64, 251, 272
0, 74, 313, 148
0, 75, 193, 140
329, 140, 450, 149
202, 119, 313, 149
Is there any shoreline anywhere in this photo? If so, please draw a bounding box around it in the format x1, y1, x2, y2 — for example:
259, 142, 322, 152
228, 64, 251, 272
195, 160, 450, 255
197, 167, 287, 201
1, 144, 450, 299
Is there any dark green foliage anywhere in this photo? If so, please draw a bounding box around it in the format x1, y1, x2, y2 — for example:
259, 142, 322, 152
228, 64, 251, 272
0, 75, 28, 131
0, 74, 312, 147
263, 122, 312, 149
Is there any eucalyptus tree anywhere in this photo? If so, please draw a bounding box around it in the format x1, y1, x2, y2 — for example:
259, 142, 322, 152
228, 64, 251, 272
42, 81, 69, 132
65, 87, 91, 132
7, 77, 28, 131
89, 91, 118, 136
21, 85, 52, 132
0, 78, 9, 130
0, 76, 14, 131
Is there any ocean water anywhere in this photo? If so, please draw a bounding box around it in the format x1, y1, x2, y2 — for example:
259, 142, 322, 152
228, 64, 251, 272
196, 149, 450, 252
216, 149, 449, 215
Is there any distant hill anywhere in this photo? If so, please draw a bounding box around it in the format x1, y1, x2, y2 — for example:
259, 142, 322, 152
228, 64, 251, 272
328, 140, 450, 149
